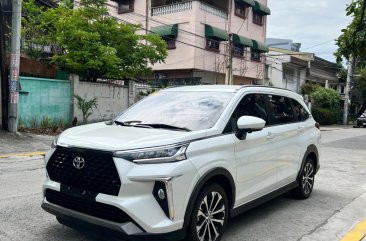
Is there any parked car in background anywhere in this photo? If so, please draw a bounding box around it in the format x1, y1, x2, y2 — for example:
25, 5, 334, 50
42, 85, 321, 241
356, 111, 366, 128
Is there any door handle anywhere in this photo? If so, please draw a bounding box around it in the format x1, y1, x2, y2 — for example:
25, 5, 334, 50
266, 132, 275, 140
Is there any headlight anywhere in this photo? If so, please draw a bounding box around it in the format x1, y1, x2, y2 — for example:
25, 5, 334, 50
114, 143, 188, 164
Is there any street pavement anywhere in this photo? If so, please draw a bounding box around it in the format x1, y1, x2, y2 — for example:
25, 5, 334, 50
0, 130, 53, 154
0, 126, 365, 241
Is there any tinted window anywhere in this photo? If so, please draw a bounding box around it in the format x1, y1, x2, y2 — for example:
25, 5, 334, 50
224, 94, 268, 133
292, 99, 310, 122
116, 91, 234, 131
268, 95, 295, 125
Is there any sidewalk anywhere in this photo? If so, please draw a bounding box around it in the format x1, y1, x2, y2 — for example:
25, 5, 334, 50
320, 124, 354, 131
0, 130, 53, 155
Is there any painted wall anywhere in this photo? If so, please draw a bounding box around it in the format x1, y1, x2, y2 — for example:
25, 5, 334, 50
71, 75, 129, 123
18, 76, 72, 127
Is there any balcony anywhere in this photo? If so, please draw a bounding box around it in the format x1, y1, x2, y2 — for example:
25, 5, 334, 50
152, 1, 193, 16
199, 2, 228, 19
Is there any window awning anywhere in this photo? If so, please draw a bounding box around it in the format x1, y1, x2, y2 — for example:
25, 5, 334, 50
235, 0, 255, 7
233, 34, 253, 47
205, 24, 229, 41
253, 1, 271, 15
251, 40, 269, 52
150, 24, 178, 37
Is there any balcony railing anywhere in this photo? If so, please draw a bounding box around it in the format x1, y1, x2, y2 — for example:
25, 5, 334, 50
199, 2, 228, 19
152, 1, 193, 16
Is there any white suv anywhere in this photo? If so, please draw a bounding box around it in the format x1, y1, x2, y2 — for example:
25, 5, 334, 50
42, 85, 321, 241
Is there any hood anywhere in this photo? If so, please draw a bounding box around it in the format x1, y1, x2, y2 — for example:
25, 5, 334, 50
57, 122, 210, 151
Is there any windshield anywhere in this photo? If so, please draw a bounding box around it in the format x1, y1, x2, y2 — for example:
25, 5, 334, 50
116, 91, 234, 131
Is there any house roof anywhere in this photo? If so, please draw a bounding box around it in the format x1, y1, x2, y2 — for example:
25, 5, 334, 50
269, 47, 314, 62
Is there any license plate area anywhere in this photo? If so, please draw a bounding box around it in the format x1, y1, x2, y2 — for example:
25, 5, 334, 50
60, 184, 98, 201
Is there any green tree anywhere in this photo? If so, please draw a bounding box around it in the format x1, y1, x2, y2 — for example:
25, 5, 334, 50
311, 88, 341, 109
74, 95, 98, 124
335, 0, 366, 62
301, 82, 321, 96
310, 88, 341, 125
22, 0, 167, 81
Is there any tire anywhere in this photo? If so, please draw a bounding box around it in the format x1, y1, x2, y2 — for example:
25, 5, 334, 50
187, 183, 229, 241
291, 158, 315, 199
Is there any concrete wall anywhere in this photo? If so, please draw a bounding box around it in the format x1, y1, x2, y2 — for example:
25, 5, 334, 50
70, 75, 129, 123
18, 76, 72, 127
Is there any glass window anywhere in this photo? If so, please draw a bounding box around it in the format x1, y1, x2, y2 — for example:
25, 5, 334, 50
251, 51, 261, 61
268, 95, 295, 125
118, 0, 134, 14
224, 94, 268, 133
283, 68, 295, 82
292, 99, 310, 122
117, 91, 234, 131
235, 2, 250, 19
253, 12, 263, 25
233, 45, 245, 57
163, 36, 176, 49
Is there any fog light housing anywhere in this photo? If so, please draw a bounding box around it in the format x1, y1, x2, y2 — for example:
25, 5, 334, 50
153, 181, 169, 218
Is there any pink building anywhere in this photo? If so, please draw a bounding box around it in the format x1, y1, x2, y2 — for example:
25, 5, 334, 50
108, 0, 270, 85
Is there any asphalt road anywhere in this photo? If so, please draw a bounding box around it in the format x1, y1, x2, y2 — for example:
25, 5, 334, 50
0, 127, 365, 241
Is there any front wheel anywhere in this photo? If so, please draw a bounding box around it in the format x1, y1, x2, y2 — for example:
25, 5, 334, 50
291, 158, 315, 199
187, 183, 229, 241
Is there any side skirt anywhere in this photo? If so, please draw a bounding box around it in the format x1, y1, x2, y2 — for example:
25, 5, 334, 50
230, 181, 299, 218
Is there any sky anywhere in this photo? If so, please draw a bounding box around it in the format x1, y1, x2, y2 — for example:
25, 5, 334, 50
267, 0, 353, 63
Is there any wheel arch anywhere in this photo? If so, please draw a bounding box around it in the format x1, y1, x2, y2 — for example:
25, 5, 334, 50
297, 144, 319, 180
183, 167, 236, 229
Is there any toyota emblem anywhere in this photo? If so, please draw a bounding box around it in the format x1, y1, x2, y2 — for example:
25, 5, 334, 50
73, 156, 85, 170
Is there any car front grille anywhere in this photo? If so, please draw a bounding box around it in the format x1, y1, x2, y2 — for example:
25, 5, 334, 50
45, 189, 132, 223
46, 146, 121, 196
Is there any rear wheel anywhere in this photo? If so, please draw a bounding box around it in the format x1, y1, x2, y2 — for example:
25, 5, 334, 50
187, 183, 229, 241
291, 158, 315, 199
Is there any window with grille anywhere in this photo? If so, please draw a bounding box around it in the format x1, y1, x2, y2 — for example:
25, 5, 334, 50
206, 39, 220, 52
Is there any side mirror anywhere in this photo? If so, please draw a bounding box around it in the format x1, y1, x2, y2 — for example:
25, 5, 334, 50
236, 116, 266, 140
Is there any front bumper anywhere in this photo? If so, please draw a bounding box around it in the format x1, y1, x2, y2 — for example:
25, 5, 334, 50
43, 147, 200, 237
41, 200, 185, 241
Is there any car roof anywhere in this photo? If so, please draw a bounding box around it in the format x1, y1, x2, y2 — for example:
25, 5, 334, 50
162, 85, 243, 92
162, 85, 305, 103
162, 85, 298, 95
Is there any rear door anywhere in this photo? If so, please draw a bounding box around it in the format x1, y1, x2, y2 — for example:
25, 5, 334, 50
266, 95, 302, 187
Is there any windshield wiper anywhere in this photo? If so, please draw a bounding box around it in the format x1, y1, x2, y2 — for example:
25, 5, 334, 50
114, 120, 141, 126
136, 123, 191, 132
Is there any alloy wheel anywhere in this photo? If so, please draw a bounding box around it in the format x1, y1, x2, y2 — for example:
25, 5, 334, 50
196, 191, 226, 241
302, 162, 314, 195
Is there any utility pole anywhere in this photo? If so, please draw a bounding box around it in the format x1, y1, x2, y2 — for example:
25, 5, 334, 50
343, 56, 353, 125
343, 0, 366, 125
225, 0, 233, 85
0, 0, 9, 130
8, 0, 22, 133
145, 0, 149, 36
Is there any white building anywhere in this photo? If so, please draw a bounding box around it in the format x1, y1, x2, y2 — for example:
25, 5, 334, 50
266, 48, 310, 93
266, 48, 343, 95
107, 0, 270, 85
